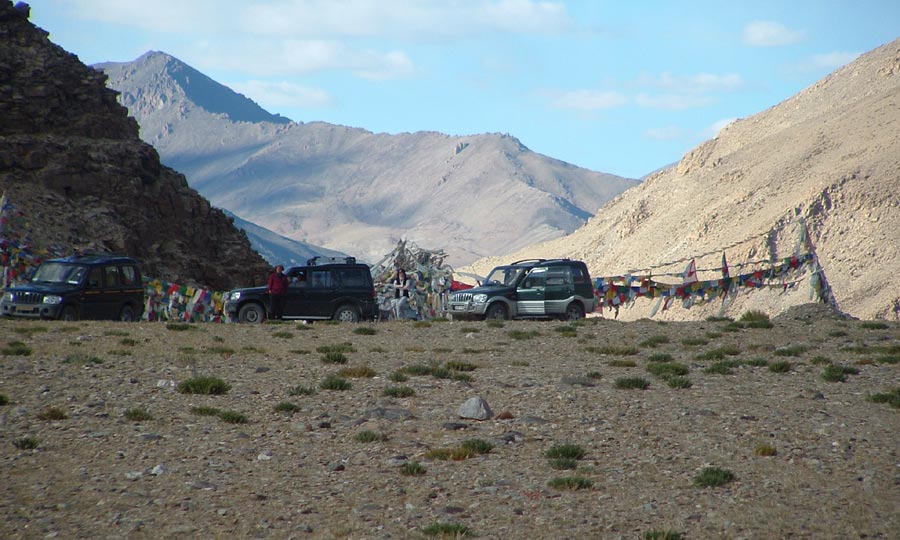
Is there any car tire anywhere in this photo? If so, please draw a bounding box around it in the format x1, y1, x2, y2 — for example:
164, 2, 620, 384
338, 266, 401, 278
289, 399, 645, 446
564, 302, 585, 321
119, 304, 136, 322
238, 303, 266, 323
484, 303, 508, 321
61, 305, 78, 321
333, 304, 360, 323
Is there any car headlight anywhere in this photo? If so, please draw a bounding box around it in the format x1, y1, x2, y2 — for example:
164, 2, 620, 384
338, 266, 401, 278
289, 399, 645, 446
43, 295, 62, 305
227, 291, 241, 301
2, 292, 12, 302
472, 293, 488, 303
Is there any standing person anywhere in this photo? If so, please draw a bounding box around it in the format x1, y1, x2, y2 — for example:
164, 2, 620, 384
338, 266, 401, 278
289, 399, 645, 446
267, 265, 289, 320
392, 269, 410, 319
393, 269, 409, 299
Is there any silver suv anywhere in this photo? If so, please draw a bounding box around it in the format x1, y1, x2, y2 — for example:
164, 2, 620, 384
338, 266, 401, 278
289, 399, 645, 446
448, 259, 595, 320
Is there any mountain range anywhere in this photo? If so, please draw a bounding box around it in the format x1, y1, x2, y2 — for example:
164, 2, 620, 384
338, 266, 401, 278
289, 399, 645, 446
223, 209, 347, 266
96, 51, 638, 267
465, 37, 900, 320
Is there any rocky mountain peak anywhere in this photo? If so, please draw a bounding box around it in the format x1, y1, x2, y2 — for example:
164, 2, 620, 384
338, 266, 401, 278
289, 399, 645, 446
0, 0, 271, 290
96, 51, 291, 126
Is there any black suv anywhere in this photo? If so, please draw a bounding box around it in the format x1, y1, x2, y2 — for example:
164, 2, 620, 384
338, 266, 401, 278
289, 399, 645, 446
447, 258, 595, 320
1, 254, 144, 321
224, 257, 376, 323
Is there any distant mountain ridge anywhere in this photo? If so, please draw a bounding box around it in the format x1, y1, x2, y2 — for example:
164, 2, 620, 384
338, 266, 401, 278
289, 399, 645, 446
95, 52, 290, 125
223, 209, 348, 266
97, 52, 638, 266
465, 37, 900, 320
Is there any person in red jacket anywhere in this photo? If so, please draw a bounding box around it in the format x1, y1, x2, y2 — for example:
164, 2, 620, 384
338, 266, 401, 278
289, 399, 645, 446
267, 265, 289, 320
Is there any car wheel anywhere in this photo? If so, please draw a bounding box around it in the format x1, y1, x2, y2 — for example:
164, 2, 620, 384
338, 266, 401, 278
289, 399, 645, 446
333, 304, 360, 323
119, 304, 136, 322
238, 303, 266, 323
484, 303, 508, 320
564, 302, 585, 321
61, 305, 78, 321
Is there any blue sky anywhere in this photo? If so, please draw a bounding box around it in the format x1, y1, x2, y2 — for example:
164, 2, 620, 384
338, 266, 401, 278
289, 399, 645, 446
26, 1, 900, 179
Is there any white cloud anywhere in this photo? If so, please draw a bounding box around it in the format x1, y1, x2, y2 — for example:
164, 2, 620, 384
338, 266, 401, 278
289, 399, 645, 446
61, 0, 235, 34
808, 51, 861, 70
243, 0, 573, 39
229, 80, 335, 108
803, 52, 860, 70
707, 117, 737, 137
68, 0, 574, 40
742, 21, 805, 47
62, 1, 570, 80
192, 39, 416, 79
643, 126, 689, 141
354, 50, 417, 80
635, 93, 712, 111
549, 90, 628, 111
637, 72, 744, 94
781, 51, 861, 75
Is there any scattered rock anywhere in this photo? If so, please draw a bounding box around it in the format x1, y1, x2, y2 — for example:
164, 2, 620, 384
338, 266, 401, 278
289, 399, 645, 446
458, 396, 493, 420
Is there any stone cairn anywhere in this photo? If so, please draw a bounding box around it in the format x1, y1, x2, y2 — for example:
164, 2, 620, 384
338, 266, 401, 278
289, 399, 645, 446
369, 239, 455, 320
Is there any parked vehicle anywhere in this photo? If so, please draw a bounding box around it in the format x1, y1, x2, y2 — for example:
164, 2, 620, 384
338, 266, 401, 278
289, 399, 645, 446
224, 257, 377, 323
0, 254, 144, 321
447, 258, 595, 320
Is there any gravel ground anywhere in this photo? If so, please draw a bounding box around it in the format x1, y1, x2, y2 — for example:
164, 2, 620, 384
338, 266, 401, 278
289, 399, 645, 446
1, 308, 899, 540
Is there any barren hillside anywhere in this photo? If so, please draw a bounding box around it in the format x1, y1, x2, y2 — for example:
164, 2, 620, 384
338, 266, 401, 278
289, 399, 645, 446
98, 52, 638, 266
466, 38, 900, 321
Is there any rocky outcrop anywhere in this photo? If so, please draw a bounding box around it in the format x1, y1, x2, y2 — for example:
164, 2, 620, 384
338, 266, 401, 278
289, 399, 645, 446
0, 1, 270, 289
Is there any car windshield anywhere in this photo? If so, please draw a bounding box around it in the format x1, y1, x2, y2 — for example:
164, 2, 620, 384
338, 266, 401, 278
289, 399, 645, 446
483, 267, 525, 286
31, 263, 87, 285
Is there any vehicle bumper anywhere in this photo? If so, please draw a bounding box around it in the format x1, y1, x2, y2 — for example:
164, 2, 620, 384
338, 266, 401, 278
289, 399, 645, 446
0, 301, 63, 319
446, 301, 488, 317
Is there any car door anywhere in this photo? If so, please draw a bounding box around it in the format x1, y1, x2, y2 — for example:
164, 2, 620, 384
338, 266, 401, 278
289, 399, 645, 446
305, 268, 338, 318
544, 266, 574, 316
101, 264, 126, 319
283, 268, 309, 318
516, 267, 547, 316
80, 266, 107, 319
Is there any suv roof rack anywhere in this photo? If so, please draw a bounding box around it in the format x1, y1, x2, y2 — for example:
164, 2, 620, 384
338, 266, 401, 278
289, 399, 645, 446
306, 256, 357, 266
55, 252, 136, 263
509, 258, 575, 266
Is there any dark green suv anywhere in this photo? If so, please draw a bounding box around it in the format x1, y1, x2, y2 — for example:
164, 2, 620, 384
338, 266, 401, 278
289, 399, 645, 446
447, 259, 595, 320
0, 254, 144, 321
224, 257, 377, 323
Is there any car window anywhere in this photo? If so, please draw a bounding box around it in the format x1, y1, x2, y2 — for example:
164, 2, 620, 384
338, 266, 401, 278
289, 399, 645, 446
308, 270, 335, 288
32, 263, 86, 284
87, 267, 102, 289
571, 265, 588, 284
286, 269, 306, 287
103, 265, 121, 287
545, 267, 572, 287
337, 268, 367, 287
121, 266, 137, 286
521, 267, 547, 289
